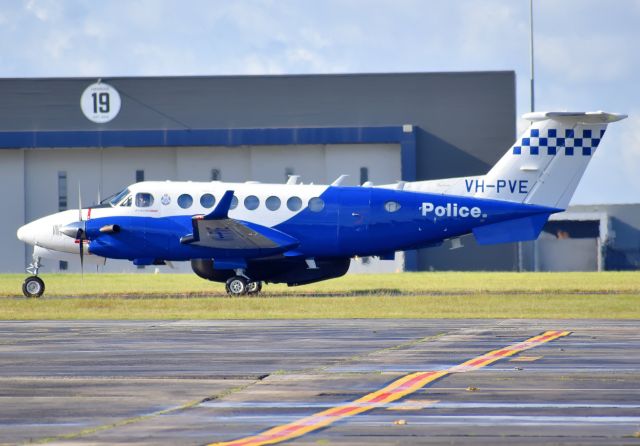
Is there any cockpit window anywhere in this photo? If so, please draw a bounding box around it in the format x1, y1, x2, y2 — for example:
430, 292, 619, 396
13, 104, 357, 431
108, 188, 131, 207
135, 193, 154, 208
120, 195, 132, 207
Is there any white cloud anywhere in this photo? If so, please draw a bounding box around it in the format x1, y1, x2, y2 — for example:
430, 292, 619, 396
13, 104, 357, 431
25, 0, 51, 21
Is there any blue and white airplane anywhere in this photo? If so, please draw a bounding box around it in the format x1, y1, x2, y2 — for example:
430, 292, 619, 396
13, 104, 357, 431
17, 111, 626, 297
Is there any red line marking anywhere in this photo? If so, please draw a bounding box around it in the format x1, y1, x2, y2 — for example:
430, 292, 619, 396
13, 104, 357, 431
209, 331, 570, 446
326, 405, 361, 417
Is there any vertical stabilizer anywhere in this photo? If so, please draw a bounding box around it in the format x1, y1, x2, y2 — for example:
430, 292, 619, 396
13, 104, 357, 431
475, 111, 626, 209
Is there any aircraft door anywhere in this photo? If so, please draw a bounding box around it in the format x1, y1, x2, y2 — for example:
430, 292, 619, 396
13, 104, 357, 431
135, 191, 170, 257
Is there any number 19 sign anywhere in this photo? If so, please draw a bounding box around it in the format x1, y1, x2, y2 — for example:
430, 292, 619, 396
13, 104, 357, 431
80, 82, 121, 123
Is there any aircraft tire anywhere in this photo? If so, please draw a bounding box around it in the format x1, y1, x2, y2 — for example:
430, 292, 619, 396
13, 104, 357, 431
225, 276, 248, 296
246, 281, 262, 295
22, 276, 45, 298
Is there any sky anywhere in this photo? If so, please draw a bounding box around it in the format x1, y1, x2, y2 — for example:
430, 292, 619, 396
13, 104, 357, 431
1, 0, 639, 204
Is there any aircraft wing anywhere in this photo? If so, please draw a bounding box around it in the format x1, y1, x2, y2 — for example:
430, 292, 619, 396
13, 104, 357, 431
180, 191, 299, 252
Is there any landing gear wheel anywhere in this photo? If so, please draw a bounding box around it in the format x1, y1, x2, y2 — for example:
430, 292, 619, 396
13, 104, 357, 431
246, 281, 262, 295
225, 276, 248, 296
22, 276, 45, 298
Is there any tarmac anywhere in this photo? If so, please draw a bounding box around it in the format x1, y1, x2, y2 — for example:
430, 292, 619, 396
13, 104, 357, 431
0, 319, 639, 445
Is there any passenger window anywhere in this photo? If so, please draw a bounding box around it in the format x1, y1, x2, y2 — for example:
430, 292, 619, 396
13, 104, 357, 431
308, 197, 325, 212
266, 196, 281, 211
287, 196, 302, 211
135, 193, 154, 208
384, 201, 401, 213
230, 196, 238, 210
200, 193, 215, 208
244, 195, 259, 211
177, 194, 193, 209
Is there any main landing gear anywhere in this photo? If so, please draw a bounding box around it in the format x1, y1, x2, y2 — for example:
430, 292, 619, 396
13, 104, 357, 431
225, 272, 263, 296
23, 256, 45, 298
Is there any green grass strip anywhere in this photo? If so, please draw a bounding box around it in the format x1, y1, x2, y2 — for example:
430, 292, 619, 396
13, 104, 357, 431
1, 272, 638, 320
1, 293, 639, 320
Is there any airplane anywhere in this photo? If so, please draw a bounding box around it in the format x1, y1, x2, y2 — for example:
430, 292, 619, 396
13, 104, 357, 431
16, 111, 626, 298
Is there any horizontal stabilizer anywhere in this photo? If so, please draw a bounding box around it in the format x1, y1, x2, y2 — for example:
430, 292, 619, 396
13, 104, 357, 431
522, 111, 627, 124
472, 213, 551, 245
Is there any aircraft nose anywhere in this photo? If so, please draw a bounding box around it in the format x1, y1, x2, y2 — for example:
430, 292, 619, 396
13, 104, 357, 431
17, 222, 36, 245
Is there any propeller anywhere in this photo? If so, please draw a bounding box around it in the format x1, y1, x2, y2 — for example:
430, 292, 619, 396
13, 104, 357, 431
60, 184, 88, 277
78, 183, 84, 277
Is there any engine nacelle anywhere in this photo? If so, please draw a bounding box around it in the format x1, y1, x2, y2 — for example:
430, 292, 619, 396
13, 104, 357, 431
191, 259, 234, 282
191, 257, 350, 286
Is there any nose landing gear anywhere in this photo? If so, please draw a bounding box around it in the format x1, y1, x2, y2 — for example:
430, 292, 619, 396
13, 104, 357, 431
23, 256, 45, 298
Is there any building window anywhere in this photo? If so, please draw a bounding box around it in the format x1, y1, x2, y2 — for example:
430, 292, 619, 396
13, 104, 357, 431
360, 167, 369, 185
211, 169, 221, 181
285, 167, 295, 181
57, 171, 67, 211
136, 169, 144, 183
59, 260, 68, 271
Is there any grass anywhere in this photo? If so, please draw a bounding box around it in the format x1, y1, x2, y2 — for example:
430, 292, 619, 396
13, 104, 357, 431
0, 271, 638, 320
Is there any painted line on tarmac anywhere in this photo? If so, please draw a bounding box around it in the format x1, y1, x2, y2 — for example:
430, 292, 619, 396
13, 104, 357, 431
208, 330, 571, 446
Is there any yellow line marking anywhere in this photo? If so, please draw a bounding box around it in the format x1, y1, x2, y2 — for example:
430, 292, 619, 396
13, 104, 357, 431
510, 355, 543, 362
387, 399, 440, 411
208, 330, 570, 446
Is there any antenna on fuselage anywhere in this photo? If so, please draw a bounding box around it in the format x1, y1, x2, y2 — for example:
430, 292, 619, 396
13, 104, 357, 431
331, 174, 349, 186
286, 175, 301, 185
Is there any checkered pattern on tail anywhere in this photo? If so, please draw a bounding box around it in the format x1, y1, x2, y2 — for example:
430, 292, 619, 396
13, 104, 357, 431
512, 128, 606, 156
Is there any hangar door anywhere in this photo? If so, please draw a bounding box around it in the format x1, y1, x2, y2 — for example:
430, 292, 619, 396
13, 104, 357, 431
537, 220, 600, 271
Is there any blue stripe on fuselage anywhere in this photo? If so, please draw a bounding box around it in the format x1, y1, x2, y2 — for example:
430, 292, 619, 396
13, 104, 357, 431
275, 186, 561, 256
84, 187, 562, 261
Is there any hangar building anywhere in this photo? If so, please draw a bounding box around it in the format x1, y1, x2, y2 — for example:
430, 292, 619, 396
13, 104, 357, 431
0, 72, 516, 274
525, 203, 640, 271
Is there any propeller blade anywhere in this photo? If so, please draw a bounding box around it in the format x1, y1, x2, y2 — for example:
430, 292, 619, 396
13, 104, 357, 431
79, 239, 84, 278
78, 183, 85, 279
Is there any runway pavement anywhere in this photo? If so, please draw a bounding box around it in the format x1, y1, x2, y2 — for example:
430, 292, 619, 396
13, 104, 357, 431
0, 319, 639, 445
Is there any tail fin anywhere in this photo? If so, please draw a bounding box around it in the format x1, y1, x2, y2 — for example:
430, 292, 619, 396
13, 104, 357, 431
475, 111, 626, 209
